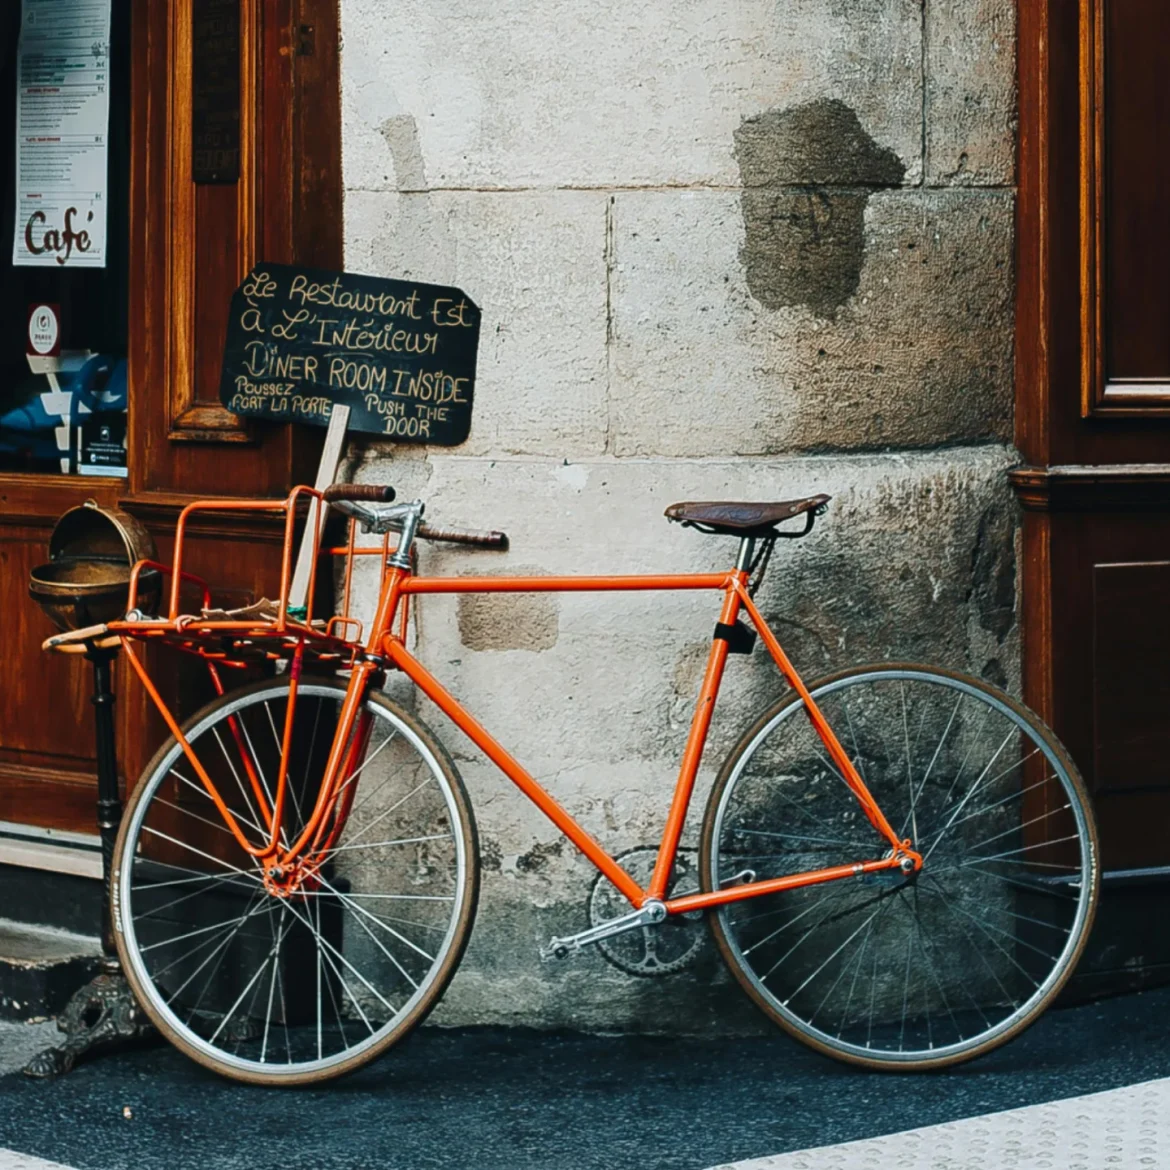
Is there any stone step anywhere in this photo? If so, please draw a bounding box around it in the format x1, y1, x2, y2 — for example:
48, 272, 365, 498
0, 920, 102, 1023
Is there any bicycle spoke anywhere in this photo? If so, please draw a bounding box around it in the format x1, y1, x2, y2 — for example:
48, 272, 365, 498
332, 730, 403, 809
937, 757, 1050, 835
923, 880, 1037, 997
260, 904, 283, 1063
902, 692, 964, 837
708, 668, 1096, 1067
321, 833, 450, 857
140, 825, 265, 883
904, 887, 965, 1042
118, 682, 472, 1080
727, 826, 873, 852
295, 891, 455, 902
168, 767, 271, 846
956, 801, 1072, 856
210, 725, 267, 839
833, 894, 889, 1039
922, 728, 1017, 862
278, 895, 401, 1014
161, 894, 267, 1002
313, 872, 437, 965
922, 873, 1071, 935
900, 681, 919, 846
135, 868, 254, 921
338, 775, 436, 851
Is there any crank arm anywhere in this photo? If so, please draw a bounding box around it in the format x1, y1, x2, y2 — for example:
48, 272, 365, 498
540, 899, 666, 962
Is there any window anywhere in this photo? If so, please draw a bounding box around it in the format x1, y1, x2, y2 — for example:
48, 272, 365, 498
0, 0, 130, 474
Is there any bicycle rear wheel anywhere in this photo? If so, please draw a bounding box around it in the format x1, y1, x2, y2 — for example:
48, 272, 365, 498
112, 678, 478, 1085
699, 664, 1098, 1070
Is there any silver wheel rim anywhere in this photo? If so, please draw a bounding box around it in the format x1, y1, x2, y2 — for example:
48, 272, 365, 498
117, 683, 469, 1078
709, 668, 1096, 1064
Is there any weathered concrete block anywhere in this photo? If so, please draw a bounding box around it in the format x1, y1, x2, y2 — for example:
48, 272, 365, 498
926, 0, 1016, 185
340, 0, 922, 190
608, 187, 1013, 457
345, 189, 609, 457
458, 571, 560, 653
342, 445, 1020, 1030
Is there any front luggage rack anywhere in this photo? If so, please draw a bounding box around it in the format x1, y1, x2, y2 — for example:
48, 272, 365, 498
45, 486, 411, 674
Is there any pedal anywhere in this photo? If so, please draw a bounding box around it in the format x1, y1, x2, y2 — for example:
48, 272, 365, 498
540, 900, 666, 962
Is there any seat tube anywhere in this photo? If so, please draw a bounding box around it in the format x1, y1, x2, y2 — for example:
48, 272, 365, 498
648, 576, 744, 901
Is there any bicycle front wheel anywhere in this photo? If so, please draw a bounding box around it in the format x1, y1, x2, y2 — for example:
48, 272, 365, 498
699, 664, 1098, 1070
112, 678, 478, 1085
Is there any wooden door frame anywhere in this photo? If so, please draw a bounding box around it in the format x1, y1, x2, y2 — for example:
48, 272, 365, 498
0, 2, 342, 845
1014, 0, 1170, 729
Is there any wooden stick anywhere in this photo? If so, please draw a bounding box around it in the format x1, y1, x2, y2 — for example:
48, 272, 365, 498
288, 404, 350, 611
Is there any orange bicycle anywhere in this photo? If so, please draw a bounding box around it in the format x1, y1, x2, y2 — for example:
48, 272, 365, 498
48, 483, 1099, 1084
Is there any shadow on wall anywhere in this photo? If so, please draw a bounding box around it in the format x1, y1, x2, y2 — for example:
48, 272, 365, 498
735, 98, 906, 320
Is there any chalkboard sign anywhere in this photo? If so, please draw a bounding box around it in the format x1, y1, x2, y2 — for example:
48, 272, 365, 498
219, 264, 480, 445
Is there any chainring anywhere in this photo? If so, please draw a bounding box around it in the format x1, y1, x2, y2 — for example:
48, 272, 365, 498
588, 847, 705, 977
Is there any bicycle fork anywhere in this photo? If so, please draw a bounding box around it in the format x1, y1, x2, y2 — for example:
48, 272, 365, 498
122, 636, 381, 887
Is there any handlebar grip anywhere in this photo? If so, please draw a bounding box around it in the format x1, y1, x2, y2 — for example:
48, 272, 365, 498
322, 484, 396, 503
418, 524, 509, 551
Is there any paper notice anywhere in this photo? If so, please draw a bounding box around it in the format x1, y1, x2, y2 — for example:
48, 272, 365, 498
11, 0, 113, 268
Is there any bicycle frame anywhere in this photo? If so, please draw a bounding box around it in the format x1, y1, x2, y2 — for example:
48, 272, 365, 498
115, 528, 919, 917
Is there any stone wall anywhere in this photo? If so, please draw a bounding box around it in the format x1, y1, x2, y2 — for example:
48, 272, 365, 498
338, 0, 1018, 1032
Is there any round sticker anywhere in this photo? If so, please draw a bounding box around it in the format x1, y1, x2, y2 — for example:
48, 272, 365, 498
28, 305, 60, 356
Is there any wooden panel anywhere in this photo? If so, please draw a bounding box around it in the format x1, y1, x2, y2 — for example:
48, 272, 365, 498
164, 0, 254, 443
1092, 562, 1170, 795
1080, 0, 1170, 414
129, 0, 335, 495
1102, 3, 1170, 384
0, 771, 106, 834
1014, 477, 1170, 872
0, 531, 97, 759
1018, 0, 1170, 466
0, 474, 140, 832
1019, 2, 1170, 990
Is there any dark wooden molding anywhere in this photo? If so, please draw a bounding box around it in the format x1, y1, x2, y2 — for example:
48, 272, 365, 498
1015, 0, 1052, 465
1079, 0, 1170, 416
0, 474, 124, 530
1009, 464, 1170, 511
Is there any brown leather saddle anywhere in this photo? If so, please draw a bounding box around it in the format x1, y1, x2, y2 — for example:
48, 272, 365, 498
664, 495, 830, 537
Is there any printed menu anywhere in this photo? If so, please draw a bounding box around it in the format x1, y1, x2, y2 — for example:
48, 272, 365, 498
11, 0, 112, 268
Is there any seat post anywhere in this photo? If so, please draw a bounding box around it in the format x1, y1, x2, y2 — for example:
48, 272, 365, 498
735, 537, 755, 573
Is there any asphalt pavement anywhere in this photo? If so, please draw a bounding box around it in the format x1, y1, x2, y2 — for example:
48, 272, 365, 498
1, 988, 1169, 1170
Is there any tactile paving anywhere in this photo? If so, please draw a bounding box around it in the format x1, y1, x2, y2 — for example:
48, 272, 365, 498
711, 1076, 1169, 1170
0, 1154, 76, 1170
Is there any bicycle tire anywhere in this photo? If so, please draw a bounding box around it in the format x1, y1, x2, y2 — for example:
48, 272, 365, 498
111, 677, 478, 1086
698, 663, 1099, 1070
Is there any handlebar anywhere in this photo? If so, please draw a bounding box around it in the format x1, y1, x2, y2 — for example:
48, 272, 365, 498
325, 487, 508, 551
418, 524, 509, 551
322, 484, 396, 503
